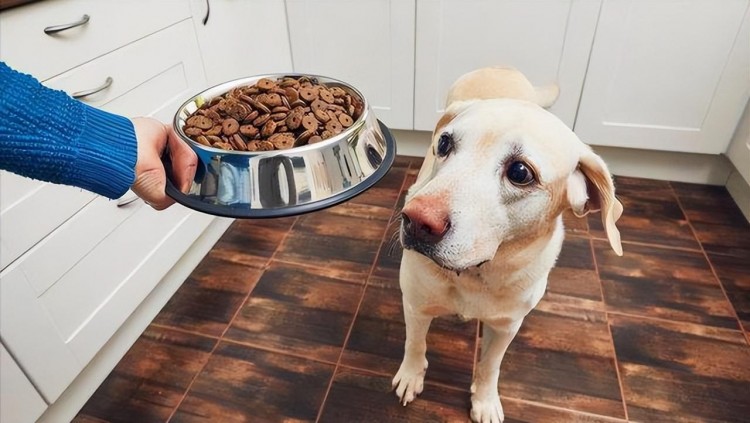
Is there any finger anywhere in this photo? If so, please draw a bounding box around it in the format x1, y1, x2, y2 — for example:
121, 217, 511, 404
166, 126, 198, 193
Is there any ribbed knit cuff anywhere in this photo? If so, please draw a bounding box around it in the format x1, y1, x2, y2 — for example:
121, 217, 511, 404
66, 105, 137, 199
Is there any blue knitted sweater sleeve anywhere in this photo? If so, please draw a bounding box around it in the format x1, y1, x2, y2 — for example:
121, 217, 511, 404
0, 62, 137, 199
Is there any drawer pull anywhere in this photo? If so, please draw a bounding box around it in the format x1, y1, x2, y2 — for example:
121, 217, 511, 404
116, 195, 139, 207
71, 77, 113, 99
44, 14, 90, 35
202, 0, 210, 25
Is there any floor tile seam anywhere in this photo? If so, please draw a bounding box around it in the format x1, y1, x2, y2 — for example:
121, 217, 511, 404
604, 310, 747, 336
590, 236, 703, 254
314, 172, 409, 422
499, 395, 630, 422
218, 337, 339, 366
334, 363, 471, 394
671, 186, 750, 346
590, 238, 630, 421
165, 217, 301, 422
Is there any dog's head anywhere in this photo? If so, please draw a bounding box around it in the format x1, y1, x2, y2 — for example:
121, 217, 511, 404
400, 67, 623, 271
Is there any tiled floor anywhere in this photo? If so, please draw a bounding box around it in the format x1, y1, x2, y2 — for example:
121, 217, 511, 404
75, 156, 750, 423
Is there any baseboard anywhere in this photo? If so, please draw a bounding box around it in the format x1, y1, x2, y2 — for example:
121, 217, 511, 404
36, 216, 233, 423
726, 169, 750, 222
392, 130, 734, 186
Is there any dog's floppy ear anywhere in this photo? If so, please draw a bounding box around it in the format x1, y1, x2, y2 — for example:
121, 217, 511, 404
567, 148, 623, 256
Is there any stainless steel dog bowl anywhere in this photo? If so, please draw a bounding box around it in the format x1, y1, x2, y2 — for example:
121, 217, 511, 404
165, 74, 396, 218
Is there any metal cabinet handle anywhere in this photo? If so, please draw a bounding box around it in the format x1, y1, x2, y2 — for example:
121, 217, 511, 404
116, 194, 140, 207
202, 0, 210, 25
71, 77, 113, 99
44, 14, 90, 35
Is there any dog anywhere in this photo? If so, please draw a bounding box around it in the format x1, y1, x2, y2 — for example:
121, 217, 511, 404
392, 66, 623, 423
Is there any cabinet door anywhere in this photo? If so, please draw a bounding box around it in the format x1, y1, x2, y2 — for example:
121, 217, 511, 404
286, 0, 416, 130
1, 343, 47, 423
0, 20, 211, 404
575, 0, 750, 154
189, 0, 293, 87
414, 0, 601, 131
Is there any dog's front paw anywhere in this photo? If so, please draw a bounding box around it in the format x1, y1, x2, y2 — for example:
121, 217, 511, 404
391, 358, 428, 406
470, 390, 504, 423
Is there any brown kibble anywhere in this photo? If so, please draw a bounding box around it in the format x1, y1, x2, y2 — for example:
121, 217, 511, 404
311, 99, 327, 112
284, 87, 299, 103
299, 86, 318, 101
338, 114, 353, 127
184, 126, 203, 136
257, 78, 276, 91
257, 141, 274, 151
222, 118, 240, 136
206, 125, 223, 136
320, 130, 333, 139
326, 118, 343, 134
253, 114, 271, 126
295, 129, 314, 146
269, 132, 295, 150
302, 114, 319, 131
243, 110, 259, 123
261, 119, 277, 137
314, 108, 331, 123
195, 135, 211, 146
230, 133, 248, 151
240, 124, 259, 138
319, 88, 334, 103
286, 112, 303, 130
271, 112, 287, 122
186, 115, 214, 130
308, 135, 323, 144
272, 106, 290, 113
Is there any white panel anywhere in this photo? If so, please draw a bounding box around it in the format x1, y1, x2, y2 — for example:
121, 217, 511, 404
0, 0, 190, 81
189, 0, 293, 86
44, 20, 206, 116
19, 194, 144, 296
0, 171, 43, 214
575, 0, 750, 153
1, 343, 48, 423
286, 0, 415, 129
0, 266, 81, 403
0, 183, 95, 270
414, 0, 600, 131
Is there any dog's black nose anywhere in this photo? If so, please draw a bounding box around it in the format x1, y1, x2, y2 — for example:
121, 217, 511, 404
401, 210, 450, 244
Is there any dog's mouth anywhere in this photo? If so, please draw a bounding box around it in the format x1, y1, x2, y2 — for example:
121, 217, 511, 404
401, 234, 490, 275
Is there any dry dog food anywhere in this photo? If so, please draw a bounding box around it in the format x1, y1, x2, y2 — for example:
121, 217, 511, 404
182, 76, 364, 151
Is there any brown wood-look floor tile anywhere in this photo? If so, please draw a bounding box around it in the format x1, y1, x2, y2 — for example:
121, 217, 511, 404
223, 261, 364, 363
171, 342, 333, 423
502, 398, 627, 423
545, 236, 603, 310
350, 155, 411, 209
610, 314, 750, 423
75, 327, 216, 423
594, 240, 739, 329
341, 285, 478, 391
501, 301, 624, 418
275, 202, 391, 279
153, 255, 263, 337
675, 183, 750, 258
707, 250, 750, 332
209, 217, 296, 268
563, 209, 589, 234
318, 367, 471, 422
588, 177, 699, 250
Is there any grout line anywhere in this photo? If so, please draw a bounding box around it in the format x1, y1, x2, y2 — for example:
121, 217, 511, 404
499, 395, 628, 423
269, 257, 368, 284
590, 236, 704, 254
219, 337, 338, 367
314, 159, 414, 422
335, 363, 471, 394
671, 185, 750, 346
150, 323, 221, 340
166, 217, 300, 422
590, 238, 630, 422
603, 310, 746, 335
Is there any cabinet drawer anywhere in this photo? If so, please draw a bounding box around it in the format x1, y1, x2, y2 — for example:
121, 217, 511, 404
0, 172, 96, 270
0, 0, 190, 81
44, 19, 206, 117
19, 192, 145, 296
1, 343, 48, 423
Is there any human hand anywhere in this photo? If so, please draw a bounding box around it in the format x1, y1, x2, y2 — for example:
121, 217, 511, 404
130, 117, 197, 210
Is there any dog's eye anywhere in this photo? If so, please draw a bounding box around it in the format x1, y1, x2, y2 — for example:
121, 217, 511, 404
506, 161, 535, 185
436, 132, 454, 157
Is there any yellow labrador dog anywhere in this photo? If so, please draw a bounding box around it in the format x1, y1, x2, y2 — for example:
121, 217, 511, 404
393, 67, 623, 423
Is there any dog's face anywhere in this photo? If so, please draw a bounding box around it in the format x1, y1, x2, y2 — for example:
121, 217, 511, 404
400, 99, 622, 271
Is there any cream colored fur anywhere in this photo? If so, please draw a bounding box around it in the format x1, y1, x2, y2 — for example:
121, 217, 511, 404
393, 67, 623, 423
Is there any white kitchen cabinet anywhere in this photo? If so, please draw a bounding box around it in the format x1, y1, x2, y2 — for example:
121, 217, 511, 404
189, 0, 293, 87
0, 18, 214, 406
575, 0, 750, 154
285, 0, 416, 130
0, 343, 47, 423
413, 0, 602, 131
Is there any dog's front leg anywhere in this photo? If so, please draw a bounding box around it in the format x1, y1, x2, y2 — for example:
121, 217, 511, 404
470, 319, 523, 423
392, 302, 433, 406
